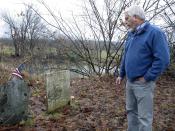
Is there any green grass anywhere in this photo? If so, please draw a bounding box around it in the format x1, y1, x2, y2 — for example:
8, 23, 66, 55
47, 47, 57, 54
0, 46, 14, 56
101, 50, 122, 59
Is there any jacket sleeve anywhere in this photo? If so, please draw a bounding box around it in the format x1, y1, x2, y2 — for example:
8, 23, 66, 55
119, 50, 126, 79
144, 30, 170, 81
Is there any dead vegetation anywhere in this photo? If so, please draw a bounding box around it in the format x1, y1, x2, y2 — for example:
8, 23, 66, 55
1, 72, 174, 131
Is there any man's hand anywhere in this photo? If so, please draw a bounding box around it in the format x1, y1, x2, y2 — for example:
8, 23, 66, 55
116, 77, 122, 85
137, 77, 146, 83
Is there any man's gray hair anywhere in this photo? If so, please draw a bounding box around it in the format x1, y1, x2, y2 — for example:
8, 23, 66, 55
125, 5, 145, 20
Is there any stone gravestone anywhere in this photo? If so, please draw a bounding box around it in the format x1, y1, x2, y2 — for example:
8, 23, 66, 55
45, 70, 70, 112
0, 77, 30, 125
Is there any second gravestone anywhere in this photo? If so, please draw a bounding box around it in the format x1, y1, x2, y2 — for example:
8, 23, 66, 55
45, 70, 70, 112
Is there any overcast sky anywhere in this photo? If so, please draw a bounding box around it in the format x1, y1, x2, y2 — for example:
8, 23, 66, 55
0, 0, 83, 37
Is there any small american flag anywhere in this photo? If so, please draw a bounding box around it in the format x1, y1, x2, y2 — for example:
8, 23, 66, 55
12, 64, 26, 79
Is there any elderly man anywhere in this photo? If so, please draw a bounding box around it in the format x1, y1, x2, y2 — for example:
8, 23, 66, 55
116, 5, 170, 131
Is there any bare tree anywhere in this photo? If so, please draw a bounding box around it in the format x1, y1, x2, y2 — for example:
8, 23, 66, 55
161, 0, 175, 63
1, 5, 47, 56
37, 0, 175, 76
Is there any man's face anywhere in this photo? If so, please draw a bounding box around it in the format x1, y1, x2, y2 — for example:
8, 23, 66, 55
124, 13, 136, 30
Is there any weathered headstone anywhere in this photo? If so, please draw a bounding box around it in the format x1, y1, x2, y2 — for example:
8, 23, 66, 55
0, 77, 30, 125
45, 70, 70, 112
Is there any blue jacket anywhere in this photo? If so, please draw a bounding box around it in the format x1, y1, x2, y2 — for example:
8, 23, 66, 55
119, 22, 170, 82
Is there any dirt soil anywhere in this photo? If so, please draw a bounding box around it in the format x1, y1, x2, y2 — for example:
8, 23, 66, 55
0, 75, 175, 131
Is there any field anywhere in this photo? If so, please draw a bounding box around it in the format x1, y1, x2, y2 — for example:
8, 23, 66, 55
0, 72, 174, 131
0, 42, 175, 131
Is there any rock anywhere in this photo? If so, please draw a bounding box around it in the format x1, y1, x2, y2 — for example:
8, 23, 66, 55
0, 76, 30, 125
45, 70, 70, 112
0, 92, 7, 105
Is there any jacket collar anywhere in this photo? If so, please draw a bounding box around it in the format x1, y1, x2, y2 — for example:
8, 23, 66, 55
129, 21, 150, 35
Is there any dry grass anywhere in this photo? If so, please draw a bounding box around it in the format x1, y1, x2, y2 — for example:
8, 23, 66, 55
0, 65, 11, 85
